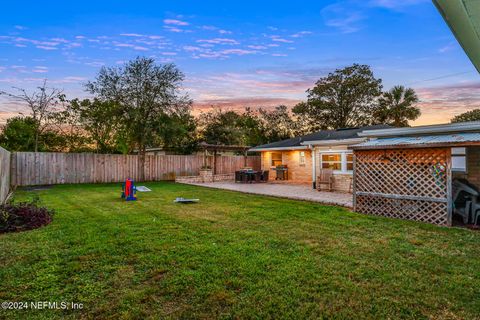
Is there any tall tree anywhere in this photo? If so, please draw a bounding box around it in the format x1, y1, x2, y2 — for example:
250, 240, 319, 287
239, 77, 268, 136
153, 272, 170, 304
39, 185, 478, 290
293, 64, 383, 130
258, 105, 295, 142
451, 109, 480, 123
373, 85, 420, 127
199, 108, 247, 146
0, 80, 64, 152
156, 104, 198, 154
86, 57, 191, 180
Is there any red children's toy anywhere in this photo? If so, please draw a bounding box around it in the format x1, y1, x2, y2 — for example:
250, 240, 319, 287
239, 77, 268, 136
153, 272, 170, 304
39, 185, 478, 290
121, 179, 137, 201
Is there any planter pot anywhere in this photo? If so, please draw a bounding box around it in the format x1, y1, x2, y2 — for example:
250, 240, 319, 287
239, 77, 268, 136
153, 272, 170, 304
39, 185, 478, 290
199, 168, 213, 182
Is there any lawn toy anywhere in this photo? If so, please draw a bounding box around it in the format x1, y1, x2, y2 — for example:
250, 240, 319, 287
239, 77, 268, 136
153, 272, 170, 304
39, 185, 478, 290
174, 197, 199, 204
121, 179, 137, 201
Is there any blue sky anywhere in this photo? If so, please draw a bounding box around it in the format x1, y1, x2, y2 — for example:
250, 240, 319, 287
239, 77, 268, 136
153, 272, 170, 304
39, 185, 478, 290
0, 0, 479, 125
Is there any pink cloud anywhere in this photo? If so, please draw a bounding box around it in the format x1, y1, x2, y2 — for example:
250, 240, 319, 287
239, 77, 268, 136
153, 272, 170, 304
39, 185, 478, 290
192, 97, 301, 113
196, 38, 239, 45
291, 31, 312, 38
120, 33, 144, 37
36, 46, 57, 50
248, 45, 268, 50
270, 36, 293, 43
163, 19, 189, 26
220, 49, 256, 55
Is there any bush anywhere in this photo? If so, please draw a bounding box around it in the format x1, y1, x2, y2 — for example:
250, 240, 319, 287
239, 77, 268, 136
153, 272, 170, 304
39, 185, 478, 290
0, 196, 54, 233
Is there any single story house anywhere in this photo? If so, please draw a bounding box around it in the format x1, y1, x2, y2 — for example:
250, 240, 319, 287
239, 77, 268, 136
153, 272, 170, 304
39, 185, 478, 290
249, 125, 390, 192
351, 121, 480, 226
250, 121, 480, 226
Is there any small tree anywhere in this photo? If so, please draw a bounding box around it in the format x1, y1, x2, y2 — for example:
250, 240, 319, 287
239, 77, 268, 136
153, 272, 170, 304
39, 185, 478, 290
373, 85, 420, 127
66, 98, 120, 153
0, 117, 37, 151
0, 80, 64, 152
451, 109, 480, 123
293, 64, 383, 130
0, 116, 72, 152
86, 57, 191, 180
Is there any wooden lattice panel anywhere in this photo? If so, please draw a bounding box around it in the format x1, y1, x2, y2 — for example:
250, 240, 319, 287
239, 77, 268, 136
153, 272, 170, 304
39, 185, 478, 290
355, 196, 448, 225
354, 148, 450, 225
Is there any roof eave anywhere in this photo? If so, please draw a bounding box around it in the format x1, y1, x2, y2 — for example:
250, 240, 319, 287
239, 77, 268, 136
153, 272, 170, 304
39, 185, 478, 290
359, 121, 480, 138
433, 0, 480, 73
248, 146, 309, 152
351, 140, 480, 150
301, 137, 366, 146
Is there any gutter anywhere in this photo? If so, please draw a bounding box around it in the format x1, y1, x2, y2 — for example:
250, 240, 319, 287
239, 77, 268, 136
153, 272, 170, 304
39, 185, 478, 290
359, 121, 480, 138
301, 137, 366, 146
248, 145, 309, 152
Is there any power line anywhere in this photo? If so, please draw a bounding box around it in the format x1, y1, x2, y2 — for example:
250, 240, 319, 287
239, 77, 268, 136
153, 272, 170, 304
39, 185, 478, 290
407, 71, 474, 85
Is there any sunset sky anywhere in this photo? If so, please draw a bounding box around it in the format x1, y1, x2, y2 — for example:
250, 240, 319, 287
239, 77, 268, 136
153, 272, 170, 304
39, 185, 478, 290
0, 0, 479, 125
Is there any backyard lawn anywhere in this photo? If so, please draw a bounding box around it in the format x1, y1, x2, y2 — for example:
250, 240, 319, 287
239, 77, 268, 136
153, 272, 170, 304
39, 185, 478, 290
1, 182, 480, 319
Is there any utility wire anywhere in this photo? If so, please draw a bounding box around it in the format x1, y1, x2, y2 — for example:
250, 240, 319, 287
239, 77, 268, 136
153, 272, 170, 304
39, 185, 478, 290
407, 71, 474, 85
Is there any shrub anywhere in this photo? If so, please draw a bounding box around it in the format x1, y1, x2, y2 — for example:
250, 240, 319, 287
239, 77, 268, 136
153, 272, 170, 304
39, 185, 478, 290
0, 196, 54, 233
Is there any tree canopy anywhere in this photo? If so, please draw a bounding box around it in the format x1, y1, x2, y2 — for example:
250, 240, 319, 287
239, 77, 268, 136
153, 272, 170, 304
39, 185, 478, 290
373, 85, 420, 127
86, 57, 194, 179
0, 80, 64, 152
293, 64, 383, 130
451, 109, 480, 123
0, 60, 425, 154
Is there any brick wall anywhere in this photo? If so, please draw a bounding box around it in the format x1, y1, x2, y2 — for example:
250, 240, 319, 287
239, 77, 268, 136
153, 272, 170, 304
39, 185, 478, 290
261, 150, 312, 184
317, 173, 352, 193
175, 172, 234, 183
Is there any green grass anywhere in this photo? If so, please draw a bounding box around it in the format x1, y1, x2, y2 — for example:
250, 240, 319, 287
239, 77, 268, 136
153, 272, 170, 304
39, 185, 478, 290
1, 182, 480, 319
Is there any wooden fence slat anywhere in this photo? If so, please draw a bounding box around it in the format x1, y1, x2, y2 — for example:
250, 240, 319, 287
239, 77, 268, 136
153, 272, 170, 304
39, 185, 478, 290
0, 147, 11, 203
12, 152, 260, 186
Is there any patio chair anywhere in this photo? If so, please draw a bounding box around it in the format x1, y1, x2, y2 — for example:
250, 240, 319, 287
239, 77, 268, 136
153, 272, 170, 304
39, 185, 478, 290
453, 178, 479, 224
254, 171, 262, 183
473, 208, 480, 226
261, 170, 269, 182
241, 171, 250, 183
317, 169, 334, 192
235, 171, 242, 183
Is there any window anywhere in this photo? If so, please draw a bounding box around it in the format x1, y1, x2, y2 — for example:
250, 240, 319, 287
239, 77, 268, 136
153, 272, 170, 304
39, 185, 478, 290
452, 147, 466, 172
320, 151, 353, 173
271, 152, 282, 167
299, 151, 306, 166
346, 153, 354, 171
321, 153, 342, 170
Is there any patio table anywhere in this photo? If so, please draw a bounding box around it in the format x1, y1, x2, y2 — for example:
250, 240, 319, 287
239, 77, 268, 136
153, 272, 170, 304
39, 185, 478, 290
236, 170, 259, 183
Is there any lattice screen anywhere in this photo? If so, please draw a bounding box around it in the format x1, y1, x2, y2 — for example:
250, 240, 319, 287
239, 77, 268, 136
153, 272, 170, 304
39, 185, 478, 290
354, 148, 450, 225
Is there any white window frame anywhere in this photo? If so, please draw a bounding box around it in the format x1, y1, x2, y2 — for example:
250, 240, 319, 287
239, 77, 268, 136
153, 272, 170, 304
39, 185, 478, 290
319, 150, 353, 174
271, 152, 283, 167
299, 151, 306, 166
451, 147, 467, 173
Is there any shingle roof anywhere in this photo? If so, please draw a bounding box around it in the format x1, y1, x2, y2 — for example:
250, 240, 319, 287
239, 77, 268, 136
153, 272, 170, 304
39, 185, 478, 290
249, 125, 391, 151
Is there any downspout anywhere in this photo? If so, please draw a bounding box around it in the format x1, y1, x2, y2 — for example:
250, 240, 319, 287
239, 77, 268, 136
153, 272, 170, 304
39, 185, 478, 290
310, 145, 316, 189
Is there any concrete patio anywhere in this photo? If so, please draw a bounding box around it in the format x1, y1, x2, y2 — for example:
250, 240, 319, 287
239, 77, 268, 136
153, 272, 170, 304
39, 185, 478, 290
182, 181, 353, 207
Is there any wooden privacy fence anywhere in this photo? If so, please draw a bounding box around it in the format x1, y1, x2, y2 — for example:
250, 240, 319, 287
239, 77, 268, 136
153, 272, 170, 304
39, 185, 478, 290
0, 147, 11, 203
353, 148, 451, 226
12, 152, 261, 187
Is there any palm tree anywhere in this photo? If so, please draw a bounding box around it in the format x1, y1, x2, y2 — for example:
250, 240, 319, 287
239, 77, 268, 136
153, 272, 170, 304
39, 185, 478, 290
374, 85, 420, 127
